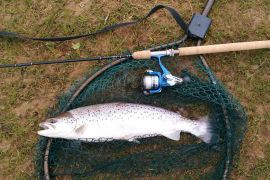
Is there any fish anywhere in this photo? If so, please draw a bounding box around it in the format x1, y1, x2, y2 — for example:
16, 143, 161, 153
38, 103, 216, 143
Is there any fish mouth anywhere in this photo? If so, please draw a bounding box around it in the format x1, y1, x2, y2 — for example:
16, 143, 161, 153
39, 122, 55, 130
38, 123, 57, 137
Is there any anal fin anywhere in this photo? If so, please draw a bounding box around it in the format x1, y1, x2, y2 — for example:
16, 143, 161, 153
162, 131, 181, 141
128, 138, 140, 144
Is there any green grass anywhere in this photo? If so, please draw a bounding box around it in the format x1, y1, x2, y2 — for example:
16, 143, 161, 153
0, 0, 269, 179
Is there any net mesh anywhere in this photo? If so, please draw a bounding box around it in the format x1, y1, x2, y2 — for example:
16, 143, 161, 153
35, 56, 247, 179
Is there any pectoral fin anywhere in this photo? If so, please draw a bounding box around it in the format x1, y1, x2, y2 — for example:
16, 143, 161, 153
162, 131, 181, 141
75, 124, 88, 134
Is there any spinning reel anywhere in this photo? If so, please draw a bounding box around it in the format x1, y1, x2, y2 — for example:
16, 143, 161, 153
142, 54, 183, 95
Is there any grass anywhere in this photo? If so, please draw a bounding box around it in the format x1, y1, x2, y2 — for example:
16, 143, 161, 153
0, 0, 269, 179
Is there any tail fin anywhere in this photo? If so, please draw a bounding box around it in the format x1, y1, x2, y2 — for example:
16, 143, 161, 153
195, 116, 219, 144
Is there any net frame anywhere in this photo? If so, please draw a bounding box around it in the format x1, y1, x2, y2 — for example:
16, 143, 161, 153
34, 57, 246, 179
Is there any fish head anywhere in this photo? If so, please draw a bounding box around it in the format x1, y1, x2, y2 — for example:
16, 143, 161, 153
38, 112, 76, 138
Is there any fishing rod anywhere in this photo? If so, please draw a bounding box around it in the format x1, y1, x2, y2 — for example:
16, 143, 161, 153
1, 40, 269, 68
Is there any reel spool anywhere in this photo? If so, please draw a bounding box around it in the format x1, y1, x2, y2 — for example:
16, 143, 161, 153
142, 55, 183, 95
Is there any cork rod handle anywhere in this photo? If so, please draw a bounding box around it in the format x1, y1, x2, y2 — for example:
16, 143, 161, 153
132, 50, 151, 59
131, 40, 270, 59
178, 40, 270, 56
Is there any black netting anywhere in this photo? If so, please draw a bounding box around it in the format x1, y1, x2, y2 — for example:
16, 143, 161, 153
35, 57, 247, 179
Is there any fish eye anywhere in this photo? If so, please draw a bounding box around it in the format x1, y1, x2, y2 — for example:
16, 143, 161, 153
48, 119, 57, 123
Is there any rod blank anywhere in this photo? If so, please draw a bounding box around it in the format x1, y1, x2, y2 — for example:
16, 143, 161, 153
0, 55, 131, 68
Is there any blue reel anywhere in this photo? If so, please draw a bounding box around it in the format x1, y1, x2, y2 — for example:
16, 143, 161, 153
142, 55, 183, 95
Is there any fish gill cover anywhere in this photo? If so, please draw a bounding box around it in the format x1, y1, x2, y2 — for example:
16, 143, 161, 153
35, 57, 247, 179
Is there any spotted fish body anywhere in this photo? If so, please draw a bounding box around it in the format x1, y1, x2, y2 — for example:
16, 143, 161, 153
38, 103, 214, 143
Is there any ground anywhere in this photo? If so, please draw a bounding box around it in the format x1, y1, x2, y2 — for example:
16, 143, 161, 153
0, 0, 269, 179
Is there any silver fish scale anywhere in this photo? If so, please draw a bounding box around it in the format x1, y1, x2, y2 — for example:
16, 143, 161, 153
39, 103, 210, 143
69, 103, 189, 135
71, 103, 178, 123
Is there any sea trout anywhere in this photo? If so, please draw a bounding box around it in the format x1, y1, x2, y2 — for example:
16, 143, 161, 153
38, 103, 215, 143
